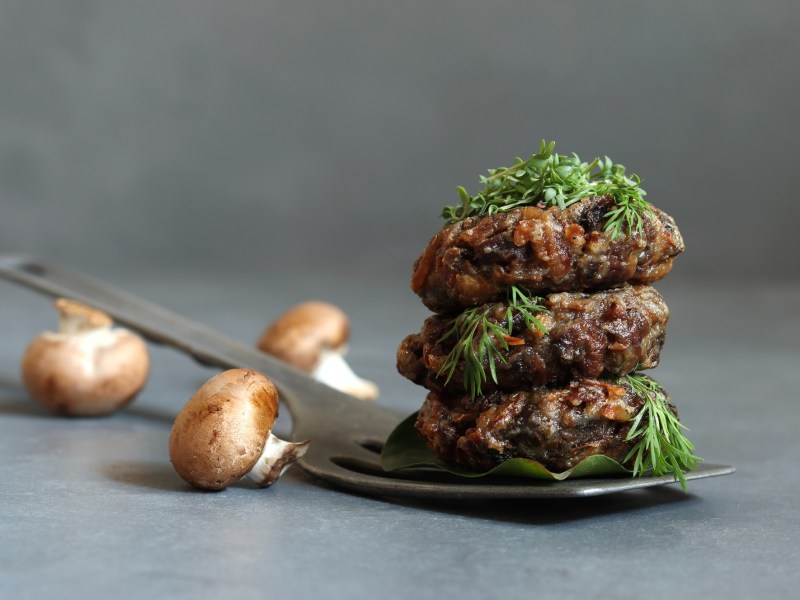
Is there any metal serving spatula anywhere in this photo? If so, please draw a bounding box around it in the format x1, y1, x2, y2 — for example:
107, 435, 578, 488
0, 255, 733, 500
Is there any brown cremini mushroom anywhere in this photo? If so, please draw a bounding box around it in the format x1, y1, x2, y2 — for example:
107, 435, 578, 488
169, 368, 309, 491
21, 298, 150, 416
256, 301, 379, 400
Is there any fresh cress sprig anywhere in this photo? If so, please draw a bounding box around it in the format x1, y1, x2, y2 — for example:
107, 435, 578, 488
441, 140, 652, 238
622, 373, 701, 491
437, 286, 548, 399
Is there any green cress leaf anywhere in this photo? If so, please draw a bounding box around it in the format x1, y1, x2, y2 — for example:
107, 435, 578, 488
441, 140, 652, 239
380, 412, 630, 480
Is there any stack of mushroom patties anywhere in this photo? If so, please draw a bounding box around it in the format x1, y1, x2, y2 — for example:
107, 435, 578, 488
396, 195, 685, 472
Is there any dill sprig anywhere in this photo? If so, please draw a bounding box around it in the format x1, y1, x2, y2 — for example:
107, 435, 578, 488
441, 139, 652, 239
437, 286, 548, 399
623, 373, 701, 491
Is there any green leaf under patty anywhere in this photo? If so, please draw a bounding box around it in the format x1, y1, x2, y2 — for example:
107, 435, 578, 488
380, 412, 630, 480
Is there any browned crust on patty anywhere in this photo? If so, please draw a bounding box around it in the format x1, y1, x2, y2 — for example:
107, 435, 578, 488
415, 377, 671, 472
398, 285, 668, 394
411, 196, 684, 314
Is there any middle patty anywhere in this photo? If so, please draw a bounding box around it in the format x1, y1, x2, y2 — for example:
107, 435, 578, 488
397, 284, 668, 394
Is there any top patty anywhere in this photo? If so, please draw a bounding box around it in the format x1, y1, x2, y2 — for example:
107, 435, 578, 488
411, 196, 684, 314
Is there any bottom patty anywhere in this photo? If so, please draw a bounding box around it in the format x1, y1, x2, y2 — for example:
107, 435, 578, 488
415, 377, 674, 473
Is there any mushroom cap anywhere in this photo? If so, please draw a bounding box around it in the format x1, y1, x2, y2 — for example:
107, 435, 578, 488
169, 369, 280, 491
256, 301, 349, 371
21, 300, 149, 416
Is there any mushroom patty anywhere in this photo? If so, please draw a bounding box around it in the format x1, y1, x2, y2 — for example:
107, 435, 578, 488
410, 196, 684, 314
397, 285, 668, 395
414, 377, 675, 473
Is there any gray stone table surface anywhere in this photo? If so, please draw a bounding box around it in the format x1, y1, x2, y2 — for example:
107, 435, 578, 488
1, 268, 798, 599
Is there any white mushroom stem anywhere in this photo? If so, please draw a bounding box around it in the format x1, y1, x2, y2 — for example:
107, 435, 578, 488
48, 302, 122, 357
247, 433, 311, 488
312, 348, 379, 401
55, 299, 113, 335
44, 304, 127, 363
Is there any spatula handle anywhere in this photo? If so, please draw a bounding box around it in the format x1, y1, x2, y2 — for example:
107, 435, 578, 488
0, 254, 331, 415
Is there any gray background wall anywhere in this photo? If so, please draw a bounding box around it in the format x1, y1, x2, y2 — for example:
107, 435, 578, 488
1, 0, 798, 281
1, 6, 799, 597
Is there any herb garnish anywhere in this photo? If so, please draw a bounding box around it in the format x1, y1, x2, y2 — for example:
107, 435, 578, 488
437, 286, 548, 399
441, 140, 652, 238
623, 373, 701, 491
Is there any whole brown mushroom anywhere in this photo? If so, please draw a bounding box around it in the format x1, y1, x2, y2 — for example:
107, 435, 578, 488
21, 298, 150, 416
256, 301, 378, 400
169, 368, 309, 491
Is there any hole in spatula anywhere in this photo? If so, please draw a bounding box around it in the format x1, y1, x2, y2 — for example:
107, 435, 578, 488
357, 439, 384, 454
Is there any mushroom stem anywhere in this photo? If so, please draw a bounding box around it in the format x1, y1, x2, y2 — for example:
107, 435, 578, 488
312, 348, 379, 401
247, 434, 311, 488
55, 298, 113, 335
